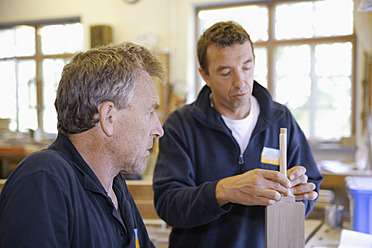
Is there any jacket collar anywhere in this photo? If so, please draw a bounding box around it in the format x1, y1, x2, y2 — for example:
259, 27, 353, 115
48, 133, 108, 194
192, 81, 285, 134
192, 85, 225, 131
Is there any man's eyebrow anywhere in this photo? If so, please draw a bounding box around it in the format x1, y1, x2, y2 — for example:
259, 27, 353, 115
243, 58, 254, 64
216, 58, 254, 72
216, 65, 230, 72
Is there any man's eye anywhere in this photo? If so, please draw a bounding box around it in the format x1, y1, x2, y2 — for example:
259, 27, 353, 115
221, 71, 231, 76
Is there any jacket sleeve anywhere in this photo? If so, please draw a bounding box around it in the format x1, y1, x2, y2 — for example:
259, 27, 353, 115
287, 112, 323, 217
152, 112, 231, 228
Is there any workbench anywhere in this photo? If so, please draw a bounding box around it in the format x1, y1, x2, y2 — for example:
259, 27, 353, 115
0, 143, 48, 178
0, 145, 26, 178
305, 221, 348, 248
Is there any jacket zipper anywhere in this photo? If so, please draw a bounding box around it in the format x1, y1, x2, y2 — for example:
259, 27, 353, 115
239, 154, 244, 164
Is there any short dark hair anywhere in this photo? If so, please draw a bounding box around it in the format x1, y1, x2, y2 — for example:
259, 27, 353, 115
197, 21, 254, 75
55, 42, 166, 135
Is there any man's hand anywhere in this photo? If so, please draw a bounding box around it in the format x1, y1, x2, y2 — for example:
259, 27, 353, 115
215, 169, 291, 206
287, 166, 318, 200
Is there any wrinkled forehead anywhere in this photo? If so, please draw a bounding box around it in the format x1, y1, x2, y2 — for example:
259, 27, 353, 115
132, 71, 160, 106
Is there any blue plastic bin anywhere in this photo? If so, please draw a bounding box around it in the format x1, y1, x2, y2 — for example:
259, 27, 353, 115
345, 176, 372, 234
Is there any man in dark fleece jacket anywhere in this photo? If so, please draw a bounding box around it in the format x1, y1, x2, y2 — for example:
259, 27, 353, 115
153, 21, 323, 248
0, 42, 165, 248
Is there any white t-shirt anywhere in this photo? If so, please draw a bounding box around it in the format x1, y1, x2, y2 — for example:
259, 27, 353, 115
221, 96, 260, 154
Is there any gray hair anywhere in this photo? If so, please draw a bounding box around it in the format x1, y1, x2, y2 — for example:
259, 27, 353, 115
55, 42, 166, 135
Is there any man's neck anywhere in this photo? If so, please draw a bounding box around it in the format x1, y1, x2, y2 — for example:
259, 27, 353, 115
69, 130, 117, 193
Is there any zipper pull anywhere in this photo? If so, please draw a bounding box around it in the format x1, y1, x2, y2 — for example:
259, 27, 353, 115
239, 154, 244, 164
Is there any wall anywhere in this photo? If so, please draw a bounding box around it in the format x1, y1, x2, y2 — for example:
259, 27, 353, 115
355, 0, 372, 54
0, 0, 171, 52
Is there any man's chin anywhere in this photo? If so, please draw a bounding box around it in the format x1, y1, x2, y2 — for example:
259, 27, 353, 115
122, 161, 146, 175
132, 162, 147, 174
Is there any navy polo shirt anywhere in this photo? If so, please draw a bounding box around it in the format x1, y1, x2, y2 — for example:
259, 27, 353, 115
0, 134, 154, 248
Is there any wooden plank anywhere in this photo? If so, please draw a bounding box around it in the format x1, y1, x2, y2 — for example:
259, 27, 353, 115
135, 201, 161, 220
321, 173, 347, 189
127, 181, 162, 221
0, 179, 6, 193
127, 183, 154, 201
266, 128, 305, 247
266, 196, 305, 248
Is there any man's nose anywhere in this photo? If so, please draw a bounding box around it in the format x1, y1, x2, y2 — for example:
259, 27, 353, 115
233, 71, 245, 89
152, 115, 164, 138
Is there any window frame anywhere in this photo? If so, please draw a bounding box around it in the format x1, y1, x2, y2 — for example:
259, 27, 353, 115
195, 0, 356, 142
0, 17, 81, 133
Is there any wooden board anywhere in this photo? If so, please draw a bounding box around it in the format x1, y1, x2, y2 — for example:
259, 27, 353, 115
266, 128, 305, 247
266, 195, 305, 248
127, 181, 161, 220
0, 179, 6, 193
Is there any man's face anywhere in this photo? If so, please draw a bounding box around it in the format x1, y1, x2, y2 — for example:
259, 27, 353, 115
199, 41, 255, 119
114, 71, 164, 174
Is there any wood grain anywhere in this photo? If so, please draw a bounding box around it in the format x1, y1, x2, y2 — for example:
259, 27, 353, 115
266, 196, 305, 248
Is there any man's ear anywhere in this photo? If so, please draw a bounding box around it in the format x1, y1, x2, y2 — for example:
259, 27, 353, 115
99, 101, 116, 137
199, 67, 211, 87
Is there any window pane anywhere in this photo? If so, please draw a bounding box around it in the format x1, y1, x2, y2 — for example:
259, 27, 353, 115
315, 42, 352, 77
0, 26, 35, 58
0, 29, 15, 58
275, 0, 353, 40
42, 58, 70, 133
277, 76, 312, 136
315, 77, 351, 140
275, 45, 312, 137
17, 60, 37, 132
198, 5, 268, 42
275, 2, 314, 40
314, 42, 352, 140
0, 60, 37, 132
15, 26, 36, 57
40, 23, 84, 55
0, 61, 17, 130
313, 0, 354, 37
254, 47, 268, 88
275, 45, 311, 76
275, 42, 353, 141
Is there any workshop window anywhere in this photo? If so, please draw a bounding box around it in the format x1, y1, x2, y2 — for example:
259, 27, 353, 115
196, 0, 355, 143
0, 19, 83, 134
